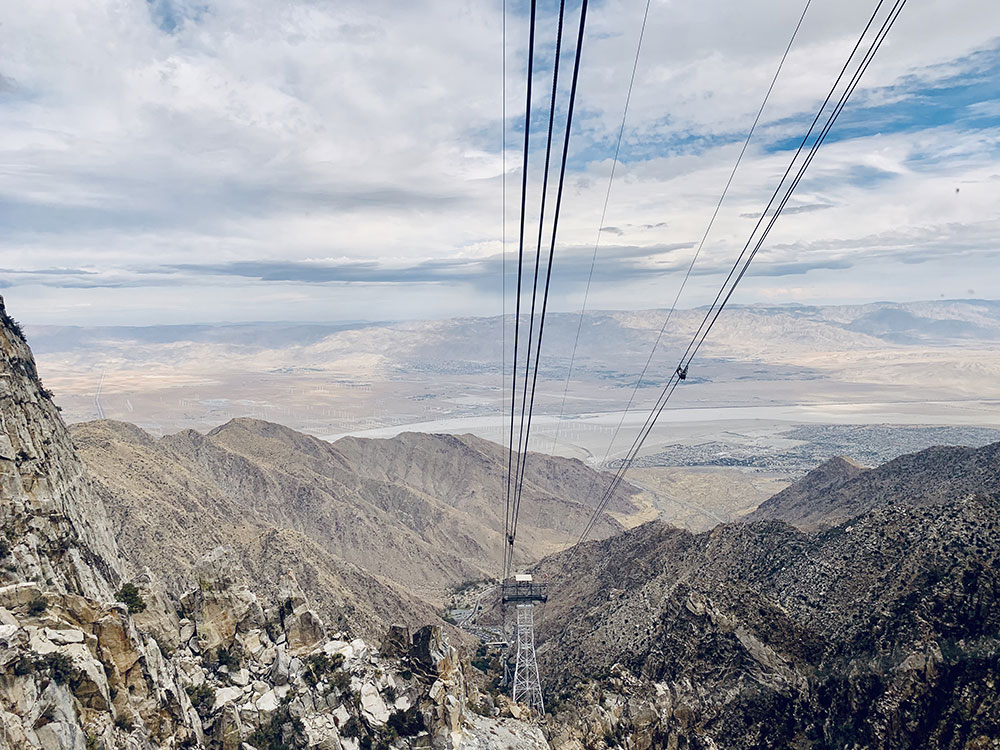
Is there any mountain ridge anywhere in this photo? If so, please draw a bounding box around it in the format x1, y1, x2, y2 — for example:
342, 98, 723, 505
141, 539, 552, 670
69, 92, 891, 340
748, 440, 1000, 528
71, 416, 640, 633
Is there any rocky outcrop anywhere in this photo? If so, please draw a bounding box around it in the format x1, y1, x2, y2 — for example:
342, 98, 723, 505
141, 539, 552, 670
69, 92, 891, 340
0, 583, 201, 748
0, 542, 549, 749
537, 490, 1000, 749
0, 299, 125, 601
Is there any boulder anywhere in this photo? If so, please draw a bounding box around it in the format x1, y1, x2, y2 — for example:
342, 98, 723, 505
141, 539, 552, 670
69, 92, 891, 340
360, 681, 389, 725
285, 608, 324, 655
379, 624, 410, 659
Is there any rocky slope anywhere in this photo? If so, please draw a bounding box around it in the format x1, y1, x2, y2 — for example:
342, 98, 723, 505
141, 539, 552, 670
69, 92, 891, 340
533, 457, 1000, 747
748, 441, 1000, 528
0, 297, 548, 748
71, 418, 636, 613
0, 543, 547, 749
0, 301, 125, 601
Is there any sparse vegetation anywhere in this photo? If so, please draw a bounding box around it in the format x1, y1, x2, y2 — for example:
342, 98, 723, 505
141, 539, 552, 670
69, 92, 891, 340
340, 716, 361, 738
40, 652, 76, 685
185, 683, 216, 720
27, 598, 47, 616
13, 655, 35, 676
3, 315, 26, 341
12, 652, 80, 685
247, 698, 306, 750
302, 651, 345, 687
387, 707, 425, 737
329, 667, 351, 694
215, 645, 241, 671
115, 583, 147, 614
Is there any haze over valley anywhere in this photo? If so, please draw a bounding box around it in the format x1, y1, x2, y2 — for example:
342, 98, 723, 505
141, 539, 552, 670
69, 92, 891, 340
30, 299, 1000, 531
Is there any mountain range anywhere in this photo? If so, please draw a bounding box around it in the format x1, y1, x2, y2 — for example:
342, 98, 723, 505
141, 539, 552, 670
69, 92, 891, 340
531, 443, 1000, 748
70, 417, 639, 637
2, 291, 1000, 749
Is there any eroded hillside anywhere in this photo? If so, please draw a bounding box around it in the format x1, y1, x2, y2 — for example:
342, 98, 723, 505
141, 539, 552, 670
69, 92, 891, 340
71, 417, 638, 623
532, 445, 1000, 748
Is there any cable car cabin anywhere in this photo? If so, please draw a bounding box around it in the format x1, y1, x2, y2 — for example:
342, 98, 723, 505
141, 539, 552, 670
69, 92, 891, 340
501, 573, 548, 604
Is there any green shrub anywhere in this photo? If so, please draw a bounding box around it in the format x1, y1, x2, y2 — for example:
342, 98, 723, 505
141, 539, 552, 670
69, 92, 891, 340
329, 669, 351, 693
340, 716, 361, 738
215, 646, 241, 671
185, 683, 216, 720
6, 316, 26, 341
13, 655, 35, 676
115, 583, 146, 614
387, 707, 425, 737
248, 700, 305, 750
27, 598, 47, 616
38, 652, 76, 685
0, 538, 9, 559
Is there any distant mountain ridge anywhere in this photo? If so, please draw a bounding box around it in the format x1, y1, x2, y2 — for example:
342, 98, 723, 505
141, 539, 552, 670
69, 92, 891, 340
748, 441, 1000, 528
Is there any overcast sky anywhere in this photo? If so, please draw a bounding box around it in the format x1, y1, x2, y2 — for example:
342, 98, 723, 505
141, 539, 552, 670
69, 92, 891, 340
1, 0, 999, 325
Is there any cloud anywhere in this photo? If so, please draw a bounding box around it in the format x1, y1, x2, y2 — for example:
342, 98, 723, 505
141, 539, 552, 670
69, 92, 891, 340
0, 0, 997, 324
739, 202, 834, 219
749, 259, 854, 277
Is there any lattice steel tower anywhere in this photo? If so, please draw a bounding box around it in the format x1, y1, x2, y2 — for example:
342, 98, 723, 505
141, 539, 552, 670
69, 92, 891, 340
502, 574, 548, 715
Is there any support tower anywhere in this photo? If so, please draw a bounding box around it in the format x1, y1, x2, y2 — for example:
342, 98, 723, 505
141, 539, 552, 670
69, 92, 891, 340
502, 574, 548, 715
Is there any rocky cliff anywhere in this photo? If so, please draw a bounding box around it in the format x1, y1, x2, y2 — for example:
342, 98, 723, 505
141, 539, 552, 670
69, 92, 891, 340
0, 298, 547, 749
534, 464, 1000, 747
0, 300, 124, 601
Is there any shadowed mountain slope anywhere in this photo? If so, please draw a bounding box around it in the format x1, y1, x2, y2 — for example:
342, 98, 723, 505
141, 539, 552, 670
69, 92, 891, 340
535, 488, 1000, 748
748, 441, 1000, 528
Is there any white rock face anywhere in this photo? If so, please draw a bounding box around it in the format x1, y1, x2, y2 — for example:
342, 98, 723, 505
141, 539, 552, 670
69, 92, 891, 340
255, 689, 280, 714
213, 685, 245, 711
360, 681, 390, 725
44, 627, 84, 645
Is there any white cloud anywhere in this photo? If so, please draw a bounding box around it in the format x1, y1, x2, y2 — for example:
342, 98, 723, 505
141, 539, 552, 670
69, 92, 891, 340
0, 0, 998, 324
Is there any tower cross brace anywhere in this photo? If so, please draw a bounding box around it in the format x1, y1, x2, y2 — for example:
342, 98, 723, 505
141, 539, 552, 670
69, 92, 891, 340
502, 574, 548, 716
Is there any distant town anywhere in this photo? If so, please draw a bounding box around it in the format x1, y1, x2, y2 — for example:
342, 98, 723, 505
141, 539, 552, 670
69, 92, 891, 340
612, 423, 1000, 475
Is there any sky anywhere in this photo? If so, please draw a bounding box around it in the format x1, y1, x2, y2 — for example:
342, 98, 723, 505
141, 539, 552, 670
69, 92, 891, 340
1, 0, 999, 325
